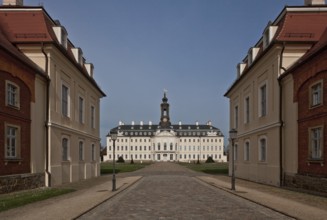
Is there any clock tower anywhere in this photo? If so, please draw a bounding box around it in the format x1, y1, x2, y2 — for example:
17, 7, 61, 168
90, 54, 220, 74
159, 91, 171, 128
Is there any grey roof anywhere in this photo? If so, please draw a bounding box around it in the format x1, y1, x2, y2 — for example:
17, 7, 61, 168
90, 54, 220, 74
109, 124, 224, 137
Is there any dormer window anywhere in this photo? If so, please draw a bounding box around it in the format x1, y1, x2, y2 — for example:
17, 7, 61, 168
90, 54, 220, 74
263, 25, 278, 49
248, 47, 259, 66
53, 26, 68, 49
72, 48, 84, 65
237, 63, 246, 77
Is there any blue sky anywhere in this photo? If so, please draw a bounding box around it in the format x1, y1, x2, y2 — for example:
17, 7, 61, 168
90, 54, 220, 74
26, 0, 304, 145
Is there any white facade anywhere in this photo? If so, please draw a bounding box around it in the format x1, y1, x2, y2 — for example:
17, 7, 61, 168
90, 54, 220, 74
105, 93, 226, 163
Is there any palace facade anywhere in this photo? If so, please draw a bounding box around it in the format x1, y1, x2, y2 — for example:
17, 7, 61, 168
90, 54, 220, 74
105, 93, 226, 163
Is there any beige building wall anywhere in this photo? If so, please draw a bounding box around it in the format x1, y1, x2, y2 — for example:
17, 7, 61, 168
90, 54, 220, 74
228, 45, 308, 186
281, 74, 298, 176
30, 74, 47, 174
19, 45, 102, 186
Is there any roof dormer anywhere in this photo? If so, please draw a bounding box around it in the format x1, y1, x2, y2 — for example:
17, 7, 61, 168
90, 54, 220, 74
263, 24, 278, 49
71, 47, 84, 65
3, 0, 23, 5
53, 25, 68, 49
247, 47, 260, 66
237, 63, 246, 78
84, 63, 94, 77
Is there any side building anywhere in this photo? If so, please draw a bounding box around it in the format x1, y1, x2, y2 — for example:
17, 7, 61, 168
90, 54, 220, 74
0, 28, 48, 193
0, 0, 106, 186
225, 0, 327, 187
281, 28, 327, 193
105, 93, 226, 163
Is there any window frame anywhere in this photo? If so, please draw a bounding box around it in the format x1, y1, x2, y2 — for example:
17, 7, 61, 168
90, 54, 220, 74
79, 140, 84, 161
62, 137, 70, 161
5, 81, 20, 109
309, 80, 323, 108
258, 82, 268, 117
308, 126, 324, 161
78, 96, 85, 124
61, 82, 70, 117
258, 136, 267, 162
234, 105, 239, 129
90, 105, 96, 129
244, 96, 250, 124
5, 124, 20, 159
244, 140, 250, 161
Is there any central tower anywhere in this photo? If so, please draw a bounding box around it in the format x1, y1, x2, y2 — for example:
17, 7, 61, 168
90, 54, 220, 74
159, 91, 171, 128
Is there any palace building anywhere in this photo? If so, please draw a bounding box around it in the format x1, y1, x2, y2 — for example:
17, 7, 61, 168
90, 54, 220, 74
105, 93, 226, 163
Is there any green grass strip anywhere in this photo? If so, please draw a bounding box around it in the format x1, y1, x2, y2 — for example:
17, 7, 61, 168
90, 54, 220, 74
179, 162, 229, 175
0, 188, 75, 212
101, 162, 151, 175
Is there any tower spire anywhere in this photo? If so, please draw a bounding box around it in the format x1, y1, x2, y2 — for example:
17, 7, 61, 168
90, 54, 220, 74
159, 91, 171, 128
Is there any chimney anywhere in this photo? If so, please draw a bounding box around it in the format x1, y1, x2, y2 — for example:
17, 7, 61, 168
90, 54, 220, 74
140, 121, 143, 126
3, 0, 23, 5
149, 121, 152, 126
304, 0, 325, 5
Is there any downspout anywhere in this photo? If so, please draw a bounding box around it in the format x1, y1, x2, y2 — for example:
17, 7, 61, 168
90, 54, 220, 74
278, 43, 287, 187
41, 43, 51, 187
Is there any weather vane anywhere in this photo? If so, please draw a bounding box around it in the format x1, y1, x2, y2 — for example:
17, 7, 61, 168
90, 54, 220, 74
163, 88, 168, 94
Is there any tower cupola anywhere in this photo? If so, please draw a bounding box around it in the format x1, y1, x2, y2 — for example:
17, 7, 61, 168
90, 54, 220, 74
159, 91, 171, 128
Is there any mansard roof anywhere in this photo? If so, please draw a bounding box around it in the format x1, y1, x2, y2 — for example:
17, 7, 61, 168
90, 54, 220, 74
110, 124, 224, 137
225, 5, 327, 97
0, 5, 106, 97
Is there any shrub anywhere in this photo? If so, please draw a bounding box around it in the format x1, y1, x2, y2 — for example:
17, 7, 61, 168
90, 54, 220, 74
205, 156, 215, 163
117, 156, 125, 163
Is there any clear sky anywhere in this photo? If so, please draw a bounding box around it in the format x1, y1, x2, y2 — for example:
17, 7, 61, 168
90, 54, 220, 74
25, 0, 304, 146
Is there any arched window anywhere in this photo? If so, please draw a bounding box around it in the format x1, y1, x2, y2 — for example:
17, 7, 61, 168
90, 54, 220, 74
79, 141, 84, 161
259, 137, 267, 162
244, 140, 250, 161
62, 138, 69, 161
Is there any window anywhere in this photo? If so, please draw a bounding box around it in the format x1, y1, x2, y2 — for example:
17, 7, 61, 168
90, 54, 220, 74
91, 144, 96, 161
310, 127, 323, 160
244, 141, 250, 161
170, 143, 173, 151
5, 125, 19, 158
62, 84, 69, 117
259, 84, 267, 117
6, 81, 19, 108
62, 138, 69, 161
259, 137, 267, 162
244, 97, 250, 123
79, 96, 84, 123
164, 143, 167, 151
91, 105, 95, 128
79, 141, 84, 161
234, 105, 239, 129
310, 81, 323, 107
234, 144, 238, 161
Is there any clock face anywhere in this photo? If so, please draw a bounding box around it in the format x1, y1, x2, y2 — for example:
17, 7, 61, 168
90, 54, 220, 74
163, 118, 167, 122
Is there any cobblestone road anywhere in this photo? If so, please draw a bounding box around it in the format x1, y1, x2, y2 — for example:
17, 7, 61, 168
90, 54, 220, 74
78, 163, 294, 220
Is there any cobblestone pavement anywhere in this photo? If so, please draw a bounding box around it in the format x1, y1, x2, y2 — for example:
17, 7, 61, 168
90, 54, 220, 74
78, 163, 293, 220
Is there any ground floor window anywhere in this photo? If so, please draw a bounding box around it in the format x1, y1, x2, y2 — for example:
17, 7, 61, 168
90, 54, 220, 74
259, 137, 267, 162
310, 126, 323, 160
5, 125, 20, 158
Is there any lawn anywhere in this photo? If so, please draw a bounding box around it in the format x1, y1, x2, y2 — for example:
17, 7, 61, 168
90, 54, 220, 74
180, 162, 228, 175
100, 162, 151, 175
0, 188, 75, 212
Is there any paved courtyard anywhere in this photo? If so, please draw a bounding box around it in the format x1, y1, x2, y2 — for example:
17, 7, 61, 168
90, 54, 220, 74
78, 163, 293, 220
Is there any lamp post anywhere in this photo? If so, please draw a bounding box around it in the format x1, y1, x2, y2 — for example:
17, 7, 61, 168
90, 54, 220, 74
229, 128, 237, 191
110, 130, 118, 191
